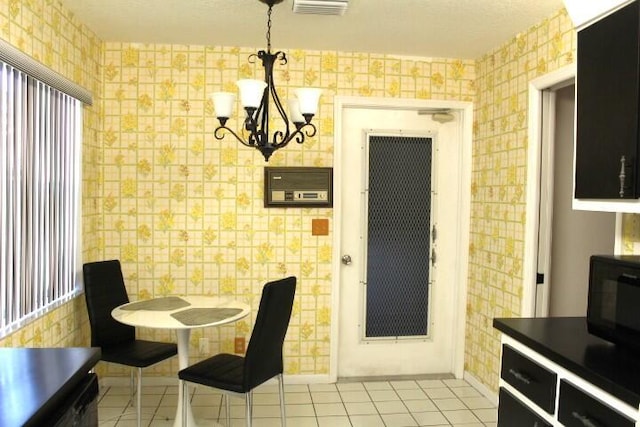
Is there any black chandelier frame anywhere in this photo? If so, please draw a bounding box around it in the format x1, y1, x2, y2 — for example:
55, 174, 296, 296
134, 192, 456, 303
213, 0, 318, 161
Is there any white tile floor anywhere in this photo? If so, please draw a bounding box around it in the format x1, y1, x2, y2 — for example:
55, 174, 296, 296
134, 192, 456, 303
97, 378, 497, 427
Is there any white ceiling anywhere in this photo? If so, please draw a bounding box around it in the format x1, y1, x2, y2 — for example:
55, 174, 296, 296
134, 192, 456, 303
58, 0, 566, 59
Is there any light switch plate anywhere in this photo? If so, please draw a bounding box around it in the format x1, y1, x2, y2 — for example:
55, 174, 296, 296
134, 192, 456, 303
234, 337, 245, 354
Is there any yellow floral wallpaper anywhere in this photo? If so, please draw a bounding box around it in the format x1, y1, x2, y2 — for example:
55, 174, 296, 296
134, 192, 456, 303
6, 0, 640, 393
0, 0, 478, 381
466, 9, 577, 389
621, 215, 640, 253
99, 42, 475, 376
0, 0, 102, 347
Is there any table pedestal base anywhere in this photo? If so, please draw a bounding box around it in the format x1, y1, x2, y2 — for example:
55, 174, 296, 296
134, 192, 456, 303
174, 330, 197, 427
172, 331, 226, 427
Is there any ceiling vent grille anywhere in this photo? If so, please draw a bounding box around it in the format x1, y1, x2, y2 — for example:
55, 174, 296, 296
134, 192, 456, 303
292, 0, 348, 16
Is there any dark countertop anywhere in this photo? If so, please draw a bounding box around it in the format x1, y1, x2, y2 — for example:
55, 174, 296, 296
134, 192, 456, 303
494, 317, 640, 409
0, 347, 101, 426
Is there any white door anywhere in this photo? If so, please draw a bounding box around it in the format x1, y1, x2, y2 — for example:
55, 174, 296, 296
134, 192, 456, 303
337, 106, 461, 378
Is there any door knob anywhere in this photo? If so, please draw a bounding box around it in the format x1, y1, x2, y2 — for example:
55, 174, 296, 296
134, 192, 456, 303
341, 255, 352, 265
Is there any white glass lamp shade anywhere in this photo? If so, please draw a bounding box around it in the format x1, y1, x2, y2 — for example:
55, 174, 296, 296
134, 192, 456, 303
287, 98, 306, 124
236, 79, 267, 109
211, 92, 236, 118
295, 88, 322, 115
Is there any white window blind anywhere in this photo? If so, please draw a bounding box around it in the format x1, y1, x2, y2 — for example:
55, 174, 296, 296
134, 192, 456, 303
0, 62, 82, 336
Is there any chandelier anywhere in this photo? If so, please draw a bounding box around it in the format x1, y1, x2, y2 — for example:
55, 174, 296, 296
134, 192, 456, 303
211, 0, 322, 162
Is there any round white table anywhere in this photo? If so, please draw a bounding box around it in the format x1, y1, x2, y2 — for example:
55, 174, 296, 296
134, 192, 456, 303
112, 296, 250, 427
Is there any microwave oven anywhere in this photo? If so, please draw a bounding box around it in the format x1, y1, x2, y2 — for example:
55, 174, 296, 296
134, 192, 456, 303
587, 255, 640, 352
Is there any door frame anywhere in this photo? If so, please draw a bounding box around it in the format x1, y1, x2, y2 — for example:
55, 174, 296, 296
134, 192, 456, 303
330, 96, 473, 382
522, 65, 623, 317
534, 88, 558, 318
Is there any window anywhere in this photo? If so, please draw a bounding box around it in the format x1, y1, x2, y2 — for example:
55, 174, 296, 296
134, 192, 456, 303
0, 61, 83, 337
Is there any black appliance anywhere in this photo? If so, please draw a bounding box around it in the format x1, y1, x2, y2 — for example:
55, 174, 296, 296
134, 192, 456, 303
587, 255, 640, 353
51, 373, 99, 426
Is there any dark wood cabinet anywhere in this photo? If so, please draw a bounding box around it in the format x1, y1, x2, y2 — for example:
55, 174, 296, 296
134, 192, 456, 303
500, 344, 556, 414
498, 387, 552, 427
558, 380, 635, 427
0, 348, 100, 426
575, 0, 640, 199
495, 318, 640, 425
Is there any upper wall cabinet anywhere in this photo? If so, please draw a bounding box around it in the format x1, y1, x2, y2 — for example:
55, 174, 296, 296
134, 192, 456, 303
563, 0, 633, 30
573, 0, 640, 212
575, 0, 639, 199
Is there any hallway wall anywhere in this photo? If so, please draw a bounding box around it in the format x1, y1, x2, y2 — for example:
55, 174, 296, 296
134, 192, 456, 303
467, 8, 576, 390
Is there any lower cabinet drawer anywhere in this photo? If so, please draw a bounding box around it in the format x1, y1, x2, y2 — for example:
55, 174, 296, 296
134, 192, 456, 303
558, 380, 635, 427
498, 387, 552, 427
501, 344, 557, 414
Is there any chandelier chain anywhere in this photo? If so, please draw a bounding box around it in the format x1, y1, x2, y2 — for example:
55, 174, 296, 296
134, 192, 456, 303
266, 5, 273, 52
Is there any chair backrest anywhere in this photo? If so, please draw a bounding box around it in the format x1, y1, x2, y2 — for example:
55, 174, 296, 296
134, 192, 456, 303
244, 276, 296, 389
83, 260, 135, 348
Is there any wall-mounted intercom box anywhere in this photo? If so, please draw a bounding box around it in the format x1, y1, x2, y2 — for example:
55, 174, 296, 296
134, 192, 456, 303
264, 167, 333, 208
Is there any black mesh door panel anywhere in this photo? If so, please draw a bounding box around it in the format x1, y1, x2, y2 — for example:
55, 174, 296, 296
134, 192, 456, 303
365, 135, 432, 338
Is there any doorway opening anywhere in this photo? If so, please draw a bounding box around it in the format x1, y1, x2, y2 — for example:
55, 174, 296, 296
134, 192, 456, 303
524, 66, 618, 318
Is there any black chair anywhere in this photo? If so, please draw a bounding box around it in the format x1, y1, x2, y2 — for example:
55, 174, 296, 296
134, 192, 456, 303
83, 260, 178, 427
179, 276, 296, 427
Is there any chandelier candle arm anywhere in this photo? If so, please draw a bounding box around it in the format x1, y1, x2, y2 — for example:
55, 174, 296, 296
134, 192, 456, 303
236, 79, 267, 108
296, 88, 322, 120
211, 92, 236, 126
213, 124, 255, 149
288, 98, 305, 125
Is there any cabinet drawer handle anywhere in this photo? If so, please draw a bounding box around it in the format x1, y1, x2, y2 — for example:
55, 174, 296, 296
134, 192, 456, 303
619, 155, 626, 198
572, 411, 601, 427
508, 368, 532, 385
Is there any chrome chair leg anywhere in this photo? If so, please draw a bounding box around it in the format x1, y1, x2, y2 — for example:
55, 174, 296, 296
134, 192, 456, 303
278, 374, 286, 427
225, 394, 231, 426
182, 381, 188, 426
129, 369, 135, 404
245, 391, 253, 427
136, 368, 142, 427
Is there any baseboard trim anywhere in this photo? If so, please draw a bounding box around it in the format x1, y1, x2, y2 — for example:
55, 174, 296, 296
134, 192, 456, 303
463, 371, 498, 406
283, 374, 333, 384
338, 373, 455, 383
100, 376, 178, 387
99, 374, 334, 388
100, 371, 497, 403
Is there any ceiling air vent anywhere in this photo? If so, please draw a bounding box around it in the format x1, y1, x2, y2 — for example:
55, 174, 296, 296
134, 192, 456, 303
292, 0, 348, 16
